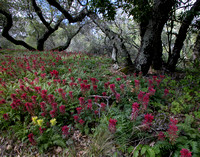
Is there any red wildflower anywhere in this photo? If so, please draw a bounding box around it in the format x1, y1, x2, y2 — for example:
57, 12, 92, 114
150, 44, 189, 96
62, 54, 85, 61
51, 102, 57, 110
69, 91, 73, 99
120, 84, 125, 92
158, 131, 165, 141
109, 118, 117, 133
79, 119, 85, 125
39, 127, 46, 134
110, 84, 116, 93
167, 118, 179, 143
25, 102, 33, 113
62, 125, 69, 136
3, 113, 9, 120
78, 78, 82, 83
102, 92, 106, 96
101, 102, 106, 110
76, 107, 82, 114
73, 115, 79, 121
148, 87, 156, 96
94, 110, 98, 115
50, 109, 57, 118
131, 102, 139, 120
143, 114, 154, 129
138, 91, 145, 102
93, 85, 97, 93
134, 80, 140, 88
0, 99, 6, 105
180, 149, 192, 157
79, 97, 85, 106
28, 133, 36, 145
115, 93, 120, 102
87, 99, 92, 110
59, 105, 66, 114
116, 78, 121, 81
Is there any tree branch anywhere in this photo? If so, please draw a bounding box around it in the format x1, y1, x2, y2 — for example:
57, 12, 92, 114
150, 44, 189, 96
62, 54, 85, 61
0, 9, 35, 50
46, 0, 90, 23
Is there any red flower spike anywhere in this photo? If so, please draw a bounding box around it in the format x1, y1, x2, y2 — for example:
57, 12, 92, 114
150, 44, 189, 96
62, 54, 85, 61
109, 118, 117, 133
59, 105, 66, 114
62, 125, 69, 136
180, 149, 192, 157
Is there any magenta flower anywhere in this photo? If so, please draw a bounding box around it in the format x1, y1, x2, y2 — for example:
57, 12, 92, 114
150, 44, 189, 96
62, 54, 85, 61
25, 102, 33, 113
138, 91, 145, 102
110, 84, 116, 93
50, 109, 57, 118
131, 102, 139, 120
93, 85, 98, 93
148, 87, 156, 96
116, 78, 121, 81
102, 92, 107, 96
40, 102, 46, 112
62, 125, 69, 136
59, 105, 66, 114
101, 102, 106, 110
158, 131, 165, 141
109, 118, 117, 133
69, 91, 73, 99
57, 88, 63, 94
142, 93, 150, 110
142, 114, 154, 129
51, 102, 58, 110
39, 127, 46, 134
28, 133, 36, 145
120, 84, 125, 91
180, 149, 192, 157
76, 107, 82, 114
0, 99, 6, 105
79, 119, 85, 125
79, 97, 85, 106
134, 80, 140, 88
148, 79, 153, 87
50, 70, 59, 78
3, 113, 9, 120
167, 118, 178, 143
87, 99, 92, 110
115, 93, 120, 102
73, 115, 79, 121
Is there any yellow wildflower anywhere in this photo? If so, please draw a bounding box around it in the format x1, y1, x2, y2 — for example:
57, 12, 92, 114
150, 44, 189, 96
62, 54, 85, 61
37, 119, 43, 127
50, 118, 57, 126
32, 116, 38, 124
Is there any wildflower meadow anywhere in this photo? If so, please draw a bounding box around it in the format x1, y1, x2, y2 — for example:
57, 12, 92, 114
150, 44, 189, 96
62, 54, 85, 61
0, 50, 199, 156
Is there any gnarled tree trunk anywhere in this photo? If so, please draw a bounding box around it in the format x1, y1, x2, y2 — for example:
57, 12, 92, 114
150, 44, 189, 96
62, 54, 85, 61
134, 0, 175, 75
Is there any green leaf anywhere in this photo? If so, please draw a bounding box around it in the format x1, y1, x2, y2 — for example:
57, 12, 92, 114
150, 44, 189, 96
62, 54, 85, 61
147, 148, 155, 157
133, 150, 139, 157
141, 146, 147, 155
127, 146, 134, 153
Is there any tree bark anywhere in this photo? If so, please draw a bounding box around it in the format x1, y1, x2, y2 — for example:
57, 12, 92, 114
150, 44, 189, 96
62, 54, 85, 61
89, 13, 133, 66
167, 0, 200, 71
134, 0, 175, 75
0, 9, 36, 51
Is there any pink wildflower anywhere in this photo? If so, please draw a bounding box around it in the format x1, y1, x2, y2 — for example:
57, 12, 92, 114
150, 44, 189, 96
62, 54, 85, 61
3, 113, 9, 120
76, 107, 82, 114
